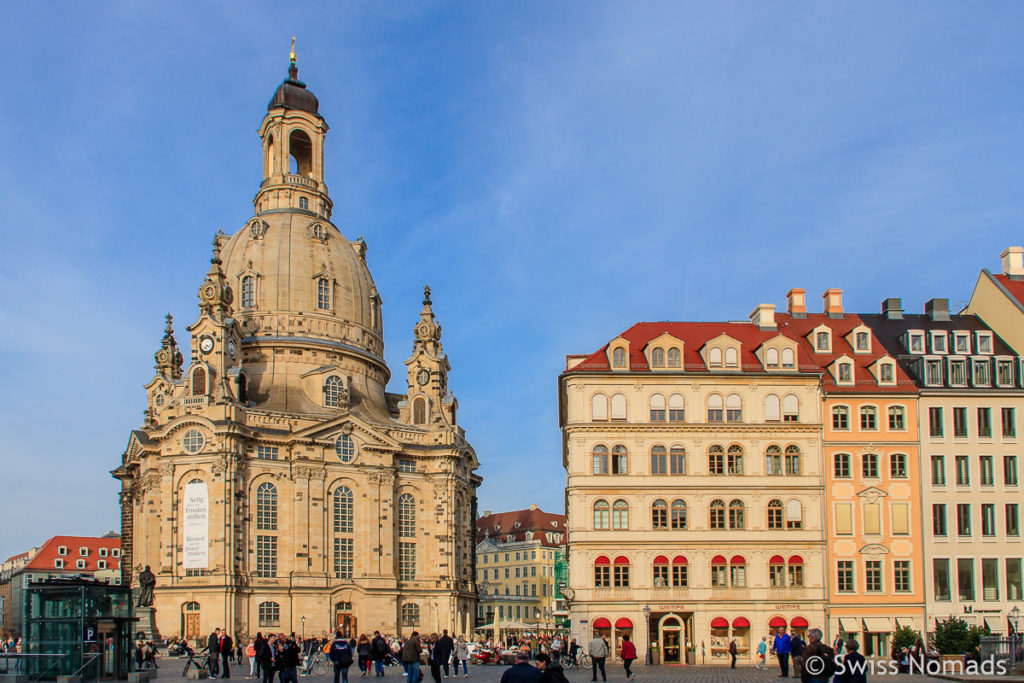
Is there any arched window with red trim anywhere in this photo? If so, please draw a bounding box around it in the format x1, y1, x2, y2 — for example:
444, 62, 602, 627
788, 555, 804, 587
711, 555, 727, 587
710, 616, 728, 630
730, 555, 746, 587
594, 556, 610, 587
613, 556, 630, 588
769, 616, 787, 630
593, 617, 612, 630
769, 555, 786, 587
653, 555, 669, 587
672, 556, 688, 587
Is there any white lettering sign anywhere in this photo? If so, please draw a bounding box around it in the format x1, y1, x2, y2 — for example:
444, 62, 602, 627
182, 481, 209, 569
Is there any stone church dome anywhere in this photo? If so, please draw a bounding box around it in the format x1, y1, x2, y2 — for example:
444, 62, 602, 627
267, 64, 320, 115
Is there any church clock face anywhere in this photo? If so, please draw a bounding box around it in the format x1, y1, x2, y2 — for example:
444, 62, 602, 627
418, 323, 430, 337
199, 336, 214, 354
417, 369, 429, 386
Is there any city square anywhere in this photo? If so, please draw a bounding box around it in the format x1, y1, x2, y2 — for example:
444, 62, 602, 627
1, 3, 1024, 681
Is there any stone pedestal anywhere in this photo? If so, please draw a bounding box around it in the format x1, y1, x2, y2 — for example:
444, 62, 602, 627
135, 606, 161, 641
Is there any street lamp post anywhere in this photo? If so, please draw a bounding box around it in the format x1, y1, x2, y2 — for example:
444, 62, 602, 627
301, 616, 305, 641
643, 605, 652, 666
1011, 606, 1021, 644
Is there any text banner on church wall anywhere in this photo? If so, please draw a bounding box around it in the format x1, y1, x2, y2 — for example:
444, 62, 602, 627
183, 481, 209, 568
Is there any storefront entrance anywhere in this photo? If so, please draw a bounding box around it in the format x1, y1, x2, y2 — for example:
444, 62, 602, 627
657, 614, 688, 664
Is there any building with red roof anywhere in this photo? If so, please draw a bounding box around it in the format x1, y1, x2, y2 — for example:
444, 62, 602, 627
559, 308, 827, 665
1, 535, 121, 636
475, 505, 566, 627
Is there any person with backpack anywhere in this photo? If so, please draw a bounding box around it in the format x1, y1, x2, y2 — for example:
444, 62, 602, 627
329, 632, 355, 683
370, 631, 388, 677
799, 628, 835, 683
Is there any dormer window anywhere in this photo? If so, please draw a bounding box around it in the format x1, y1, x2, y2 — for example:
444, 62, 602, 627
112, 549, 120, 558
317, 277, 331, 310
908, 332, 925, 354
651, 347, 665, 368
667, 347, 681, 368
97, 560, 107, 570
855, 332, 870, 352
76, 560, 86, 570
708, 348, 723, 367
58, 546, 68, 556
924, 359, 943, 386
996, 359, 1014, 387
98, 548, 108, 558
972, 359, 990, 386
54, 559, 64, 569
949, 359, 967, 387
79, 547, 88, 557
954, 333, 970, 354
838, 363, 853, 383
781, 348, 795, 369
612, 347, 627, 369
976, 332, 993, 354
724, 348, 739, 368
931, 332, 947, 354
815, 331, 830, 352
879, 362, 895, 384
765, 348, 780, 369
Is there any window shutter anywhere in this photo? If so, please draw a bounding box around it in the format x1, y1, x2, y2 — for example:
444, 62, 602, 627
892, 503, 910, 535
835, 503, 853, 535
864, 503, 881, 535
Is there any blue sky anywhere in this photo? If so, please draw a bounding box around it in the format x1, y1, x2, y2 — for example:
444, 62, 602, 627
1, 2, 1022, 559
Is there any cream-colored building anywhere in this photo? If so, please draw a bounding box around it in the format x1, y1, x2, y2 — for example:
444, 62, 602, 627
966, 247, 1024, 354
111, 58, 480, 641
474, 506, 566, 628
559, 312, 827, 665
860, 299, 1024, 637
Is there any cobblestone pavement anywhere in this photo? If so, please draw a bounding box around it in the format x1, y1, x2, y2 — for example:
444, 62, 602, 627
155, 660, 938, 682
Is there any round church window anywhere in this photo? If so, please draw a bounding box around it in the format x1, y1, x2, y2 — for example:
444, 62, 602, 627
183, 429, 205, 454
335, 434, 356, 463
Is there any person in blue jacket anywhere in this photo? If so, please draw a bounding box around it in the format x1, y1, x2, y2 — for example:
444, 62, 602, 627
772, 627, 792, 677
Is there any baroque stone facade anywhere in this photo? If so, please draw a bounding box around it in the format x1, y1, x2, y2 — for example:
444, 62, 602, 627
112, 58, 480, 641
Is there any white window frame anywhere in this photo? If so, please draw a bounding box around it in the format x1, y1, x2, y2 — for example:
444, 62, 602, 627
877, 361, 896, 386
54, 559, 64, 569
75, 559, 86, 570
98, 548, 108, 558
907, 331, 926, 354
972, 358, 991, 387
995, 357, 1015, 387
975, 332, 993, 355
814, 329, 831, 353
923, 357, 943, 387
953, 332, 970, 355
930, 331, 948, 354
112, 549, 120, 558
947, 357, 968, 387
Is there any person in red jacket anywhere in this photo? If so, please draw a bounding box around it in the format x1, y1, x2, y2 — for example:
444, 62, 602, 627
619, 635, 637, 681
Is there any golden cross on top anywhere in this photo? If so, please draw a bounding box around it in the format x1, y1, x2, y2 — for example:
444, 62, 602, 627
289, 37, 296, 65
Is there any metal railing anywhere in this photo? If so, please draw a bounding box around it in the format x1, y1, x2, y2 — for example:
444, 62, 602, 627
979, 635, 1023, 670
0, 653, 68, 681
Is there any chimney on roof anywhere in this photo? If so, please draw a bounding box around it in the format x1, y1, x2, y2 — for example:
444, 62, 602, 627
529, 504, 539, 511
1002, 246, 1024, 279
925, 298, 951, 321
786, 289, 807, 318
483, 510, 491, 517
749, 303, 776, 330
882, 298, 903, 319
823, 289, 844, 318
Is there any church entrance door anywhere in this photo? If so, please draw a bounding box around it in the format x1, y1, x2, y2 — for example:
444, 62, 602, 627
335, 603, 356, 639
183, 602, 201, 641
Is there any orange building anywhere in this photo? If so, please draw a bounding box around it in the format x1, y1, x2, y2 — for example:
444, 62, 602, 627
778, 289, 925, 658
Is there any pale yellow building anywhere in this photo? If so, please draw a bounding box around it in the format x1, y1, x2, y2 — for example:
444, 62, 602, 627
111, 58, 481, 641
559, 312, 827, 666
474, 507, 566, 628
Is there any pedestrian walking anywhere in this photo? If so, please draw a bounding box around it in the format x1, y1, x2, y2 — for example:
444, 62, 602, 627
221, 630, 235, 679
587, 634, 608, 682
798, 628, 835, 683
772, 627, 791, 678
790, 630, 805, 679
208, 629, 222, 678
835, 640, 865, 683
370, 631, 388, 678
435, 630, 454, 678
357, 635, 371, 677
620, 635, 636, 681
329, 631, 355, 683
402, 632, 422, 683
257, 636, 276, 683
728, 638, 737, 669
756, 637, 767, 669
453, 636, 469, 678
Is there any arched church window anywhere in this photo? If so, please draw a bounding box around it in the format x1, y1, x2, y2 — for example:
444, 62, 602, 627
397, 493, 416, 537
256, 482, 278, 531
192, 367, 206, 396
288, 129, 313, 176
324, 376, 343, 407
182, 430, 205, 454
333, 487, 354, 533
237, 374, 247, 404
317, 278, 331, 310
413, 397, 427, 425
241, 276, 255, 308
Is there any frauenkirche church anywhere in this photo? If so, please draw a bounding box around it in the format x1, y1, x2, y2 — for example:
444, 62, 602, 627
112, 53, 481, 640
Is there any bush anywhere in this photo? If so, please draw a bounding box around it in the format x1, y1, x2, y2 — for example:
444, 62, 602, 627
890, 625, 919, 654
933, 617, 990, 655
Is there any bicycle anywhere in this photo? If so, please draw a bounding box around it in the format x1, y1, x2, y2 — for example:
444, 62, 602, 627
560, 653, 591, 669
299, 650, 329, 676
182, 648, 211, 677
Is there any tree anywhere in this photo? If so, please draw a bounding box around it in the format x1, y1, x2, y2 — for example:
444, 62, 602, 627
890, 625, 919, 654
933, 617, 990, 655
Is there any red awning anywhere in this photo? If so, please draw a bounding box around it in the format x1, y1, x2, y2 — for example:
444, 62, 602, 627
791, 617, 808, 628
711, 555, 727, 564
789, 555, 804, 565
614, 556, 630, 565
769, 617, 788, 628
672, 555, 688, 564
593, 618, 612, 629
733, 617, 751, 629
615, 618, 633, 629
594, 556, 610, 565
710, 617, 729, 629
769, 555, 785, 565
653, 555, 669, 564
730, 555, 746, 565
